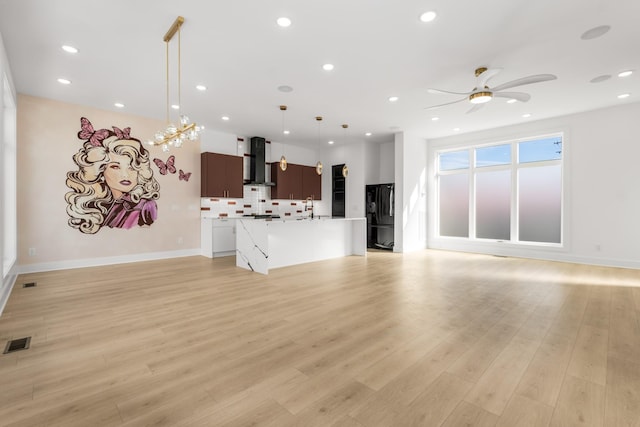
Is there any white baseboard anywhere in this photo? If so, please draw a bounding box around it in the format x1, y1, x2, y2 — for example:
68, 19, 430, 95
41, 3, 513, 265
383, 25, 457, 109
428, 240, 640, 270
16, 248, 203, 274
0, 271, 17, 317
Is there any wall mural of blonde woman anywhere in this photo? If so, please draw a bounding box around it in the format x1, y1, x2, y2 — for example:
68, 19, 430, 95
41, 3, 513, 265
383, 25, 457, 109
65, 117, 160, 234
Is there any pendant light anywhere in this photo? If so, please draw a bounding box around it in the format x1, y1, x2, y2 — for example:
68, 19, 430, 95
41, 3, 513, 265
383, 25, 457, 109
279, 105, 288, 171
148, 16, 202, 152
315, 116, 323, 175
341, 124, 349, 177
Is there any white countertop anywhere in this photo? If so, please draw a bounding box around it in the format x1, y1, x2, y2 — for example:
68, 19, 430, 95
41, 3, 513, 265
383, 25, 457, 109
204, 215, 363, 222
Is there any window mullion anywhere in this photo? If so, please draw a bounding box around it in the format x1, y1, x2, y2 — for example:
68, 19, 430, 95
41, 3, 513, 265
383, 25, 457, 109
470, 148, 476, 239
511, 142, 518, 243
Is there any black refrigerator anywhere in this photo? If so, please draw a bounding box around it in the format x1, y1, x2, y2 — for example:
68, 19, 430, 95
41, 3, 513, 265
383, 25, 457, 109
365, 183, 394, 250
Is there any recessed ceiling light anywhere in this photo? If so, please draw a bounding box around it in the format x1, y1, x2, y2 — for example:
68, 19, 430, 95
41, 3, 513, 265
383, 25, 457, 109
61, 45, 78, 54
365, 132, 372, 136
522, 113, 531, 118
618, 93, 630, 99
388, 96, 399, 102
328, 140, 334, 145
277, 85, 293, 93
57, 78, 71, 85
322, 64, 334, 71
171, 104, 180, 110
277, 17, 291, 27
590, 74, 611, 83
580, 25, 611, 40
196, 85, 207, 91
506, 98, 518, 104
221, 116, 230, 121
283, 130, 290, 135
114, 102, 125, 108
453, 128, 460, 132
618, 70, 633, 78
431, 117, 439, 121
420, 11, 437, 22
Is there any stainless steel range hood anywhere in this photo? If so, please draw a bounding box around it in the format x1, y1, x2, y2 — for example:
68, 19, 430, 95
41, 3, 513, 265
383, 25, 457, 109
246, 136, 275, 186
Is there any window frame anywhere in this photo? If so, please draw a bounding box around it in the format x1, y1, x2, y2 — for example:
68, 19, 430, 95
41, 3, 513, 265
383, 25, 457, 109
2, 73, 17, 279
435, 133, 564, 247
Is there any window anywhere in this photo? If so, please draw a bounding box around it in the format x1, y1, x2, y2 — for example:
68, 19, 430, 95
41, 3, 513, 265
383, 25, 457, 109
437, 134, 563, 245
2, 74, 17, 279
439, 150, 469, 171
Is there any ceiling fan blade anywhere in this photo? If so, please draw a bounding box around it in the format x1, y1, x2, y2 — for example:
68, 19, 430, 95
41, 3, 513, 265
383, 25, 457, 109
424, 97, 468, 110
466, 103, 485, 114
476, 68, 502, 88
493, 91, 531, 102
491, 74, 557, 92
427, 88, 473, 96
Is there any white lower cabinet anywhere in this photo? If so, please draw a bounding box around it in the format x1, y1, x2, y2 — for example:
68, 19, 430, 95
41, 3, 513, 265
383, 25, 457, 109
212, 220, 236, 256
201, 218, 237, 258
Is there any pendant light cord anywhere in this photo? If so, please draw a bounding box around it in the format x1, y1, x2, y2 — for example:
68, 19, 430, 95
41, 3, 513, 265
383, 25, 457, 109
177, 25, 181, 115
165, 40, 169, 124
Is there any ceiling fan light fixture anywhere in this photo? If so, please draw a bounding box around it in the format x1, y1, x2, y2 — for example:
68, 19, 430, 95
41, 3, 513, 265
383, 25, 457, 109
469, 91, 492, 104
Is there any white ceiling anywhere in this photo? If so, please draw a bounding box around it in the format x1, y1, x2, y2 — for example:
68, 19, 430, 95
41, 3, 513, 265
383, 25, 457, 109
1, 0, 638, 148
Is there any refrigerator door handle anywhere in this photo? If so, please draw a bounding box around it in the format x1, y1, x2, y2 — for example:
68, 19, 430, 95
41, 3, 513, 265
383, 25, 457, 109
389, 187, 393, 217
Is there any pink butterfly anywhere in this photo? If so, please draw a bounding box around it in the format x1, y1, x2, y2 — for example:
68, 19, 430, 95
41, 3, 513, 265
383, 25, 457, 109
179, 169, 192, 182
153, 155, 176, 175
78, 117, 110, 147
112, 126, 131, 140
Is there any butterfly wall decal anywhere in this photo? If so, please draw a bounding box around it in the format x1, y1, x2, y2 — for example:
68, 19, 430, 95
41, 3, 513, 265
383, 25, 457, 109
153, 155, 176, 175
78, 117, 110, 147
179, 169, 192, 182
112, 126, 131, 140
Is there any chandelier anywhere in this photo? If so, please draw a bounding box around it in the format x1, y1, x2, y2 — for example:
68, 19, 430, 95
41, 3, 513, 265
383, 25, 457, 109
148, 16, 202, 152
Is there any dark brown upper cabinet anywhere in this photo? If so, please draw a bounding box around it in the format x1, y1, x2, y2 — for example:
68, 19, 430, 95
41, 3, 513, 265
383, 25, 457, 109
201, 152, 243, 198
271, 163, 321, 200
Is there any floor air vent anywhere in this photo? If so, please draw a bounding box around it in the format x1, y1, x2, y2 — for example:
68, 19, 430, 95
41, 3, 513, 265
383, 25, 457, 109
23, 282, 37, 288
3, 337, 31, 354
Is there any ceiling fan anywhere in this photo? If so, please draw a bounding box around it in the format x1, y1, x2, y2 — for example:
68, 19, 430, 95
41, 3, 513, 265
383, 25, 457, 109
425, 67, 557, 113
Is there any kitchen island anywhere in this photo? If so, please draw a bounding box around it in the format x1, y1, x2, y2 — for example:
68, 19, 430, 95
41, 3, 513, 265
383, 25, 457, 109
235, 217, 366, 274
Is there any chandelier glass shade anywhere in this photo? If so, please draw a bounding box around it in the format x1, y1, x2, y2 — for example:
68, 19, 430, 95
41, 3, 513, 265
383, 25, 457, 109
148, 16, 202, 152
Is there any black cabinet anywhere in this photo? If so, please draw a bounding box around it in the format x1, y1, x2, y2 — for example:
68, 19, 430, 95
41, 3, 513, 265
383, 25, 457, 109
332, 164, 345, 217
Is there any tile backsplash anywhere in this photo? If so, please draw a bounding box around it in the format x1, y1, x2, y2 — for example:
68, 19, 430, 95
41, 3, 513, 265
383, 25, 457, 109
201, 186, 320, 219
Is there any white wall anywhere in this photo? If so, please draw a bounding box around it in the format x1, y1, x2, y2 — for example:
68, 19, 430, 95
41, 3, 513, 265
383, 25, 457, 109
379, 141, 395, 184
200, 129, 244, 156
345, 141, 366, 218
319, 140, 366, 218
364, 140, 395, 186
270, 140, 320, 167
364, 142, 380, 185
0, 31, 17, 314
427, 101, 640, 269
394, 132, 427, 252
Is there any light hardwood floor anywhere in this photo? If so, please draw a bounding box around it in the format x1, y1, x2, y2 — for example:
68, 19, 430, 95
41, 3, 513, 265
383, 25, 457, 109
1, 250, 640, 426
